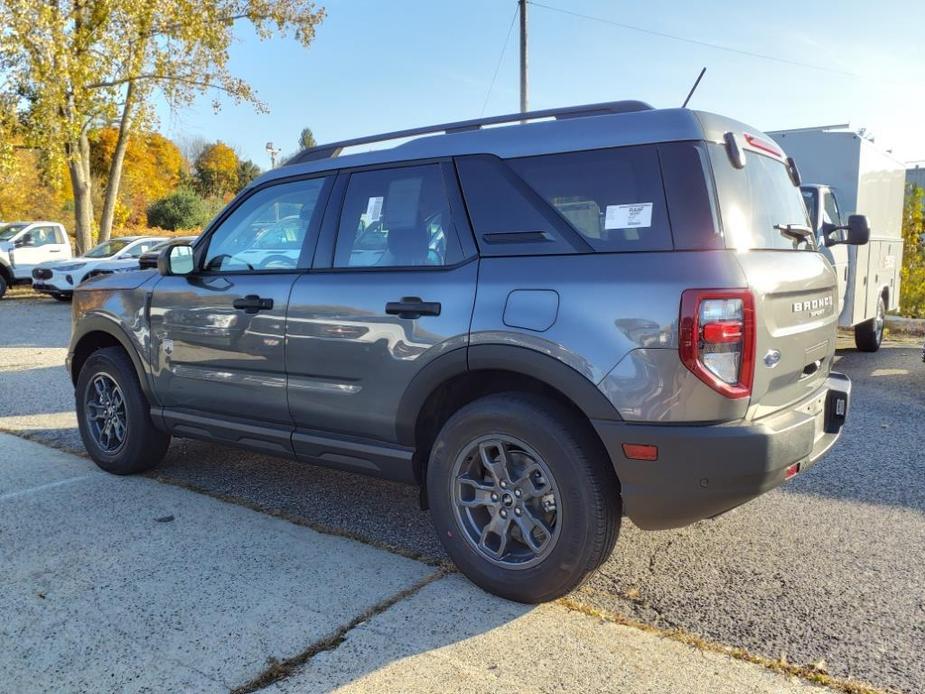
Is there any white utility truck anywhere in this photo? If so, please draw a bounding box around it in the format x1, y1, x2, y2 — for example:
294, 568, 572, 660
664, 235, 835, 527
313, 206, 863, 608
769, 126, 905, 351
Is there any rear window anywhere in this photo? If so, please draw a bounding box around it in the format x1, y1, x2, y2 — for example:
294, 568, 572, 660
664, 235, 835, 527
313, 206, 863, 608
708, 143, 812, 251
508, 146, 672, 252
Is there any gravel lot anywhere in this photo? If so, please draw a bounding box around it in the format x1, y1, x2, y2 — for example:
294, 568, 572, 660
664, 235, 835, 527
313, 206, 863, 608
2, 294, 923, 693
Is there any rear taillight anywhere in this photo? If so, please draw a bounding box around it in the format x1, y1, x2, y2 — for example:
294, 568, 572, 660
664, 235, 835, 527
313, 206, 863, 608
679, 289, 755, 399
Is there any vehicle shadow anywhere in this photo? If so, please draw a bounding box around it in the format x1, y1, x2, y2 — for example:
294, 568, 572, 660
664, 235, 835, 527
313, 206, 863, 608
154, 437, 449, 560
779, 344, 925, 513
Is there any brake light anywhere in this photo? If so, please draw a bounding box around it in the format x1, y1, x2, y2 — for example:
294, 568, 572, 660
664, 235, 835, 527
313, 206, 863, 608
743, 133, 783, 159
679, 289, 755, 399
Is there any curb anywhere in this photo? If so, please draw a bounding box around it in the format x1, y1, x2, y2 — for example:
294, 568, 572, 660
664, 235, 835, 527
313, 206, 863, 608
885, 315, 925, 336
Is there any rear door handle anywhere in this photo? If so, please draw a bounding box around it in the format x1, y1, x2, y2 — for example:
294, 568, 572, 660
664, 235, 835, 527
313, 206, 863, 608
385, 297, 441, 319
48, 249, 61, 253
233, 295, 274, 313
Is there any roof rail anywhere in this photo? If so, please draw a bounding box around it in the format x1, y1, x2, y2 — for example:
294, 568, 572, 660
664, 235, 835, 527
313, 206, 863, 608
286, 100, 654, 165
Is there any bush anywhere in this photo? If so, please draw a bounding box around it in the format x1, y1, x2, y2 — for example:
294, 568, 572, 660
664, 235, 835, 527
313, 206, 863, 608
147, 188, 210, 230
900, 185, 925, 318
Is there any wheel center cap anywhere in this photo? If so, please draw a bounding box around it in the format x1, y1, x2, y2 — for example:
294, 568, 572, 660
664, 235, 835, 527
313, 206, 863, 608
501, 493, 514, 507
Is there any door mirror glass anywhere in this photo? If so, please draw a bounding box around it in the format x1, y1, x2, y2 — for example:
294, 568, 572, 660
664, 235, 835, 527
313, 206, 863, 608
843, 214, 870, 245
822, 214, 869, 247
158, 244, 195, 276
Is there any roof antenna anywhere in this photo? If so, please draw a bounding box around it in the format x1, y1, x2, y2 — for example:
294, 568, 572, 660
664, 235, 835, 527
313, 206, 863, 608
682, 67, 707, 108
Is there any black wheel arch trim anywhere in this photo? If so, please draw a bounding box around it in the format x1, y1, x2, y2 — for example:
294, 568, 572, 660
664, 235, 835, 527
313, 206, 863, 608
69, 313, 159, 407
395, 344, 622, 447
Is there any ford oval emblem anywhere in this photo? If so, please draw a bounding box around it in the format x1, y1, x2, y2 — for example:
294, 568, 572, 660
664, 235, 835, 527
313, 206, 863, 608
764, 349, 781, 368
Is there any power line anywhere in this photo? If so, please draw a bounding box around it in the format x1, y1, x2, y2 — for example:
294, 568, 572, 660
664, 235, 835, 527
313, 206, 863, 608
526, 0, 869, 80
480, 5, 519, 116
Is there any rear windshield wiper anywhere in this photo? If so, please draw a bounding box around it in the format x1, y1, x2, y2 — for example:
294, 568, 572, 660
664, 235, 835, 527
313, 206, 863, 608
774, 223, 814, 246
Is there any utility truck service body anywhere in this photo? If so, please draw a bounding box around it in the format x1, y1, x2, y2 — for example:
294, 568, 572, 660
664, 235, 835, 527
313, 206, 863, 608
769, 126, 905, 351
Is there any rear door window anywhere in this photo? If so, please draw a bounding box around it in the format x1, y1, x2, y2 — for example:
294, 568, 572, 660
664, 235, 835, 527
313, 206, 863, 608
334, 164, 463, 268
708, 143, 812, 251
508, 146, 672, 252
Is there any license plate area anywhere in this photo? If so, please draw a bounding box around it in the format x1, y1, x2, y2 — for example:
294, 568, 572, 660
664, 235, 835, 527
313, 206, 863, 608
824, 388, 849, 434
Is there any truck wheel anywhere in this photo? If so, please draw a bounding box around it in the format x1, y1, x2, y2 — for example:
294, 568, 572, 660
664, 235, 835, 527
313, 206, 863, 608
0, 274, 7, 299
854, 295, 885, 352
76, 346, 170, 475
427, 393, 621, 603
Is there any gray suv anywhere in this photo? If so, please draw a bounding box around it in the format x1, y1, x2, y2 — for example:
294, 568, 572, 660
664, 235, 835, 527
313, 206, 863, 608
68, 101, 867, 603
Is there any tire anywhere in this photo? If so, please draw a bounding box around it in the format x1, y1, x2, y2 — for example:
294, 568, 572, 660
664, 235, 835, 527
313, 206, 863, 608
427, 393, 621, 603
52, 294, 72, 302
0, 274, 7, 299
76, 346, 170, 475
854, 294, 885, 352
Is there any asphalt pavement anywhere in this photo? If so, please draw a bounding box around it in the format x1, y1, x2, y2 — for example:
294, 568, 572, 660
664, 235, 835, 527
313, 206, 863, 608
1, 295, 922, 693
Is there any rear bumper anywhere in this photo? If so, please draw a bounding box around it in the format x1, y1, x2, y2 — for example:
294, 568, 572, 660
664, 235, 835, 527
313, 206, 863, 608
593, 372, 851, 530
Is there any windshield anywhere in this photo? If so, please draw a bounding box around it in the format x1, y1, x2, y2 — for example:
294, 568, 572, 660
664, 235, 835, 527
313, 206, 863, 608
708, 143, 812, 251
84, 239, 133, 258
0, 223, 28, 241
801, 188, 818, 228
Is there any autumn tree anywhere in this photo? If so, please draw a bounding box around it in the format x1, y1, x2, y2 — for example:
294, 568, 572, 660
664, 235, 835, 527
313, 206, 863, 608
90, 128, 186, 225
0, 1, 326, 252
0, 150, 71, 225
194, 142, 240, 199
901, 185, 925, 318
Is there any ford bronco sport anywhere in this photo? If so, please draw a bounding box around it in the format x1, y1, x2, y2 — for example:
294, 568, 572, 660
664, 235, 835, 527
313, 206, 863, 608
68, 101, 868, 603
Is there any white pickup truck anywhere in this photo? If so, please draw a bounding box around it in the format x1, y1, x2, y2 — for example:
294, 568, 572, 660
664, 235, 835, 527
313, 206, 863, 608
769, 127, 905, 352
0, 221, 72, 299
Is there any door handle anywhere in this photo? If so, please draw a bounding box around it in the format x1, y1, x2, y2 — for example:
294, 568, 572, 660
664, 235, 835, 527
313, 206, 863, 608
385, 297, 441, 319
233, 295, 274, 313
48, 249, 62, 253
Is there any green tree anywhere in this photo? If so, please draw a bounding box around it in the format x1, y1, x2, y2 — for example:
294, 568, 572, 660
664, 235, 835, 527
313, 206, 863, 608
299, 127, 317, 150
194, 142, 240, 199
0, 1, 326, 252
237, 159, 262, 191
900, 184, 925, 318
147, 188, 210, 230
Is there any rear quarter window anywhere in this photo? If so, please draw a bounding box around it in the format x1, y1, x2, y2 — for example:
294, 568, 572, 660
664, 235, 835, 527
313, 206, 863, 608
508, 146, 672, 252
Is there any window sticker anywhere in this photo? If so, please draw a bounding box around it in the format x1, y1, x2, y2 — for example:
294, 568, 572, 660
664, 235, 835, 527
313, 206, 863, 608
605, 202, 653, 229
365, 196, 384, 223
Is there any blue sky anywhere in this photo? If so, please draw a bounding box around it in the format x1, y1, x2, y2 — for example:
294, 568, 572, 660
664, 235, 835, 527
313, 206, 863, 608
159, 0, 925, 169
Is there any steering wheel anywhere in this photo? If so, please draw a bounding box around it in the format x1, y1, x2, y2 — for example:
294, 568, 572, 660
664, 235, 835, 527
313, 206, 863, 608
257, 254, 294, 270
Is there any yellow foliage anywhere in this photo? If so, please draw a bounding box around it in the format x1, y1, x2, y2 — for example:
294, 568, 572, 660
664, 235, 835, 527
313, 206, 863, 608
0, 150, 71, 226
90, 128, 186, 225
194, 142, 240, 198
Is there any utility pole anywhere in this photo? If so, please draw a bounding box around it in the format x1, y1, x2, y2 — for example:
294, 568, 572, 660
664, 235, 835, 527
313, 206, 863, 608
265, 141, 281, 169
519, 0, 528, 113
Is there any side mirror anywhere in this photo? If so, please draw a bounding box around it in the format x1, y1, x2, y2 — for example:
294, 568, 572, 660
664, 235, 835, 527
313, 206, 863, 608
822, 214, 870, 246
844, 214, 870, 245
15, 233, 34, 247
158, 244, 195, 276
